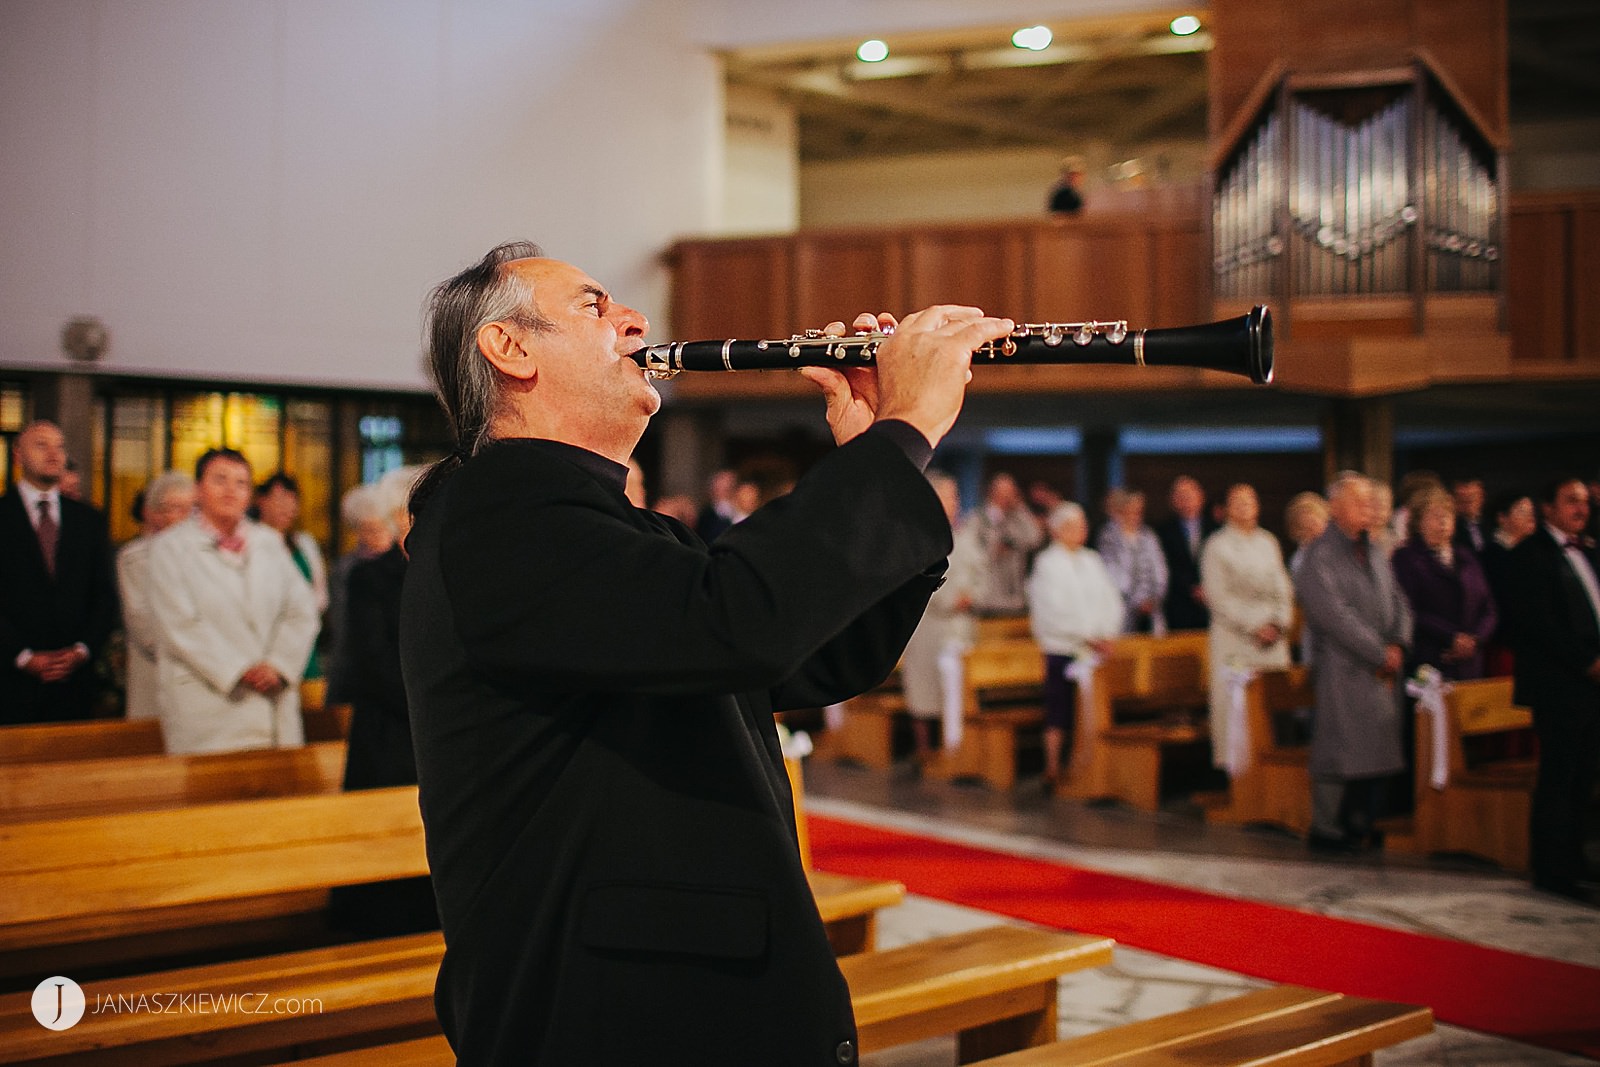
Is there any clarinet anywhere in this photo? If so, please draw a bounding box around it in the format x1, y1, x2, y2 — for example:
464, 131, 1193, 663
632, 306, 1273, 385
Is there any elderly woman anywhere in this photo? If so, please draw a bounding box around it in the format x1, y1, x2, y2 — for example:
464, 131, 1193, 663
899, 471, 984, 762
147, 449, 319, 754
116, 470, 196, 720
1201, 484, 1294, 776
254, 472, 328, 681
1390, 486, 1498, 682
332, 465, 438, 936
1027, 502, 1124, 793
1096, 488, 1169, 634
323, 484, 398, 706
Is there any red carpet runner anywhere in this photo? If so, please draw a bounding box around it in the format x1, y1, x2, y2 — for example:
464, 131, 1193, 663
810, 814, 1600, 1060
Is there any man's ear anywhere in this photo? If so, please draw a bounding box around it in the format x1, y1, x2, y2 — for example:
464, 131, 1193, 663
477, 322, 537, 382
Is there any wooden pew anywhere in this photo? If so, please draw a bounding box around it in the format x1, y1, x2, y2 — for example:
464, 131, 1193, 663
827, 616, 1035, 771
0, 778, 899, 983
2, 924, 1108, 1067
0, 720, 164, 765
926, 637, 1048, 790
1200, 667, 1314, 835
1385, 676, 1534, 871
0, 741, 348, 823
970, 984, 1433, 1066
1058, 631, 1210, 811
0, 787, 429, 985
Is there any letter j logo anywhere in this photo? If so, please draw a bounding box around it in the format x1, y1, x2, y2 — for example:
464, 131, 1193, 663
31, 976, 86, 1030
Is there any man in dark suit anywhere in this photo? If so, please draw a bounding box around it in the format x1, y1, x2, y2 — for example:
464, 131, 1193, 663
1451, 477, 1489, 556
1506, 476, 1600, 903
0, 420, 119, 724
1155, 475, 1217, 631
400, 241, 1014, 1064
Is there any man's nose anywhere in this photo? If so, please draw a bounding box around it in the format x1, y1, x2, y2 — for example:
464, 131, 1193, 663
613, 304, 648, 338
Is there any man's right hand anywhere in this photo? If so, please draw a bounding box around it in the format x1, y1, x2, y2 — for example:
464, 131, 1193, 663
869, 305, 1014, 448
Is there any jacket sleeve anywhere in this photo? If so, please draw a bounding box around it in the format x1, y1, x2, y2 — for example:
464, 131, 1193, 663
116, 543, 160, 660
263, 545, 321, 685
440, 430, 952, 697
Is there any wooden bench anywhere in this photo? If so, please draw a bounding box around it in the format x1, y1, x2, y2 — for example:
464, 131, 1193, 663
971, 983, 1433, 1066
0, 787, 430, 986
1201, 667, 1313, 834
21, 924, 1107, 1067
926, 637, 1048, 790
827, 616, 1035, 771
1385, 676, 1534, 871
0, 741, 348, 823
0, 774, 899, 983
0, 720, 164, 764
1058, 631, 1211, 811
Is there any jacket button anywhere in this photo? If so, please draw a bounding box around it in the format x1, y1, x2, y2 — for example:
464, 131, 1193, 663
835, 1040, 856, 1064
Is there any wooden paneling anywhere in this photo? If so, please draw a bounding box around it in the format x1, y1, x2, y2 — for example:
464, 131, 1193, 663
904, 226, 1028, 315
1209, 0, 1508, 144
1573, 205, 1600, 365
1150, 222, 1211, 328
1029, 224, 1154, 326
1508, 204, 1571, 363
671, 238, 792, 340
795, 233, 907, 324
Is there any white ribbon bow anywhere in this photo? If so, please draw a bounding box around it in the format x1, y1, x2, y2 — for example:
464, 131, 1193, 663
1404, 665, 1453, 791
1066, 651, 1100, 769
776, 722, 813, 761
1220, 664, 1259, 777
936, 640, 969, 749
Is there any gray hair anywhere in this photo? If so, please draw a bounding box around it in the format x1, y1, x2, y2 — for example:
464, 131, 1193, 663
376, 465, 424, 519
144, 469, 194, 511
424, 241, 551, 458
1047, 501, 1086, 532
412, 242, 551, 514
1327, 469, 1371, 503
341, 484, 391, 531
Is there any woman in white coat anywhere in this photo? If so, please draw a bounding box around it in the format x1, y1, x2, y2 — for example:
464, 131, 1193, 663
1200, 483, 1294, 777
1027, 502, 1124, 792
148, 449, 320, 755
116, 470, 196, 720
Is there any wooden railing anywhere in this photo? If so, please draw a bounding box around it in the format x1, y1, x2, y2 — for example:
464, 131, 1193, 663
665, 187, 1599, 398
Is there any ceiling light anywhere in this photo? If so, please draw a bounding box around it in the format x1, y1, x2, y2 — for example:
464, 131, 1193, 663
1011, 25, 1053, 51
856, 39, 889, 63
1169, 15, 1201, 36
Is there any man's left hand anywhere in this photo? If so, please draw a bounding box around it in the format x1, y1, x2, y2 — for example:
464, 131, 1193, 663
798, 312, 894, 445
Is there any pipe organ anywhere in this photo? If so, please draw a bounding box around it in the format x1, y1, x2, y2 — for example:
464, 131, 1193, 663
1213, 64, 1501, 303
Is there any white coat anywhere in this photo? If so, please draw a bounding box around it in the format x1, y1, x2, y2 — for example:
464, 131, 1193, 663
1200, 524, 1294, 767
1026, 543, 1124, 657
116, 535, 161, 720
147, 516, 319, 754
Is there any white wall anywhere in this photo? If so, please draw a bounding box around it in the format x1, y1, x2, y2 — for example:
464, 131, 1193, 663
722, 84, 798, 235
0, 0, 723, 390
800, 140, 1211, 228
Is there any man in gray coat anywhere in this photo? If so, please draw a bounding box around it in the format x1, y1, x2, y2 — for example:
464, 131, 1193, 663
1293, 471, 1413, 853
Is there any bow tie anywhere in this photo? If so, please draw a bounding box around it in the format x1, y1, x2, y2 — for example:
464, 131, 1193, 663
1564, 535, 1593, 552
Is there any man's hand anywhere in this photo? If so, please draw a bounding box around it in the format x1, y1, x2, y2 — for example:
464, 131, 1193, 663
1587, 656, 1600, 684
239, 663, 287, 696
799, 306, 1013, 447
23, 647, 86, 683
1447, 633, 1477, 662
1379, 643, 1404, 679
1253, 623, 1283, 648
1088, 638, 1117, 658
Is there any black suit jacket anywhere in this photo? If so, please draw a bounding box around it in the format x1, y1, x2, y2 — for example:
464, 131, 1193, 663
0, 491, 119, 724
400, 429, 948, 1066
342, 545, 415, 790
1156, 514, 1218, 630
1506, 528, 1600, 715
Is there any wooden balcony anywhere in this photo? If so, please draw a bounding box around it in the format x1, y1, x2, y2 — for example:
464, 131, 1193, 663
664, 188, 1599, 401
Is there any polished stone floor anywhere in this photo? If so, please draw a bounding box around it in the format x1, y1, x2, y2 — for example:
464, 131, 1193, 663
801, 759, 1600, 1066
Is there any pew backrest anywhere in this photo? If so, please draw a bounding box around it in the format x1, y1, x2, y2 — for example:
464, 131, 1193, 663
0, 719, 164, 765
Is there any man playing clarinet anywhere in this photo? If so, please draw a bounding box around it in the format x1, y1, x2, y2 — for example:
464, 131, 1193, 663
400, 241, 1013, 1065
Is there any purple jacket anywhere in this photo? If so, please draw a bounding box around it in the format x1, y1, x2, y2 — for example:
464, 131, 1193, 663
1391, 537, 1498, 680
